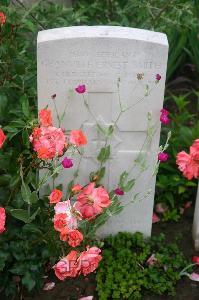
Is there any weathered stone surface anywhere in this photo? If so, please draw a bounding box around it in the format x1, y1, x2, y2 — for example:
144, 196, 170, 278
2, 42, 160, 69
37, 26, 168, 237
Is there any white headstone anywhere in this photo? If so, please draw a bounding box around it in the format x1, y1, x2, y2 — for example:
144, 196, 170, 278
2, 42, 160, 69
193, 183, 199, 250
37, 26, 168, 237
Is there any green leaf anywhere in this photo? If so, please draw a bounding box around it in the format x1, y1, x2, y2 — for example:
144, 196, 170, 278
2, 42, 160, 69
10, 209, 30, 223
97, 145, 111, 163
21, 95, 30, 118
22, 129, 30, 148
30, 191, 39, 204
21, 182, 31, 204
22, 272, 36, 291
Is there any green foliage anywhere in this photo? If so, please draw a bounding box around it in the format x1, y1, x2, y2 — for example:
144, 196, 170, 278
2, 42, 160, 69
96, 232, 187, 299
156, 93, 199, 220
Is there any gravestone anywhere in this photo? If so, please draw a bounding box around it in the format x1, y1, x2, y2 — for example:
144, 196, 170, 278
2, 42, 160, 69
37, 26, 168, 237
193, 183, 199, 250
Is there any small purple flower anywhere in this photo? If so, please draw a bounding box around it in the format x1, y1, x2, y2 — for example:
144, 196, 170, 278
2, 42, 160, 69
62, 157, 73, 168
156, 74, 161, 81
158, 152, 169, 162
75, 84, 86, 94
114, 188, 124, 196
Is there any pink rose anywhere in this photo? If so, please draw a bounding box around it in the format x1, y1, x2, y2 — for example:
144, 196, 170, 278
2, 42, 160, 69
176, 150, 199, 180
49, 189, 63, 204
39, 109, 53, 127
146, 254, 158, 266
53, 251, 80, 280
53, 213, 67, 232
0, 128, 6, 149
70, 129, 87, 147
75, 183, 111, 219
79, 247, 102, 276
0, 12, 6, 25
72, 184, 83, 194
0, 207, 6, 233
152, 213, 160, 223
60, 228, 83, 247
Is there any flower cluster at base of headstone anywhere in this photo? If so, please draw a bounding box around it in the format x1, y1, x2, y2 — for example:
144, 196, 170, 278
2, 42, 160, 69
50, 181, 111, 279
176, 139, 199, 180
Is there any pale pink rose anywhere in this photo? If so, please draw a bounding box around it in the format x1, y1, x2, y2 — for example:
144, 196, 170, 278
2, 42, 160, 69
53, 251, 80, 280
43, 282, 55, 291
146, 254, 158, 266
30, 126, 66, 159
0, 207, 6, 233
54, 200, 81, 230
75, 183, 111, 219
79, 297, 93, 300
79, 247, 102, 276
152, 213, 160, 223
39, 109, 53, 127
189, 272, 199, 282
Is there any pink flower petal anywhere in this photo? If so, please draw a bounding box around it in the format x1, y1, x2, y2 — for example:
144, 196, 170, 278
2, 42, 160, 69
43, 282, 55, 291
79, 297, 93, 300
152, 213, 160, 223
189, 272, 199, 282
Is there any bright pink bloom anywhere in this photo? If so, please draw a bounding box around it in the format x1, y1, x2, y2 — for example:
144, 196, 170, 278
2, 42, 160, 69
49, 189, 63, 204
62, 157, 73, 168
75, 84, 86, 94
152, 213, 160, 223
160, 108, 169, 116
53, 251, 80, 280
75, 183, 111, 219
0, 128, 6, 149
160, 109, 170, 125
155, 203, 168, 214
30, 126, 66, 159
189, 272, 199, 282
0, 12, 6, 25
190, 139, 199, 161
70, 130, 87, 147
39, 109, 53, 127
156, 74, 161, 81
192, 256, 199, 265
176, 151, 199, 180
0, 207, 6, 233
53, 213, 68, 232
114, 188, 124, 196
43, 282, 55, 291
79, 247, 102, 276
158, 152, 169, 162
146, 254, 158, 266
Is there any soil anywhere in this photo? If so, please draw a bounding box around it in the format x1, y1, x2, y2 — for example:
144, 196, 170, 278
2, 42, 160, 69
23, 208, 199, 300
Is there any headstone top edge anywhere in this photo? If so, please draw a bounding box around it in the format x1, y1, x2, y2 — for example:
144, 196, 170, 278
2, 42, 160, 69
37, 26, 168, 46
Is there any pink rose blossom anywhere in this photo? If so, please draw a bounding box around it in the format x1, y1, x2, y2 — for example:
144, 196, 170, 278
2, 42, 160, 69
79, 247, 102, 276
60, 228, 83, 247
62, 157, 73, 168
75, 84, 86, 94
0, 128, 6, 149
176, 150, 199, 180
72, 184, 83, 194
114, 188, 124, 196
79, 297, 93, 300
49, 189, 63, 204
155, 203, 168, 214
53, 251, 80, 280
0, 12, 6, 25
39, 109, 53, 127
0, 207, 6, 233
152, 213, 160, 223
192, 256, 199, 265
75, 183, 111, 219
30, 126, 66, 159
158, 152, 169, 162
70, 129, 87, 147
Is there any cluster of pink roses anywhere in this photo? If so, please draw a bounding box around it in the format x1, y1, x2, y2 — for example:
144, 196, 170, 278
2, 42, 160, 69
176, 139, 199, 180
29, 108, 87, 160
53, 247, 102, 280
49, 182, 111, 279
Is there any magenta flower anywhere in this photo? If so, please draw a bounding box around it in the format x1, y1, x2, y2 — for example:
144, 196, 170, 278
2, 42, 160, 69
75, 84, 86, 94
62, 157, 73, 168
158, 152, 169, 162
160, 108, 170, 125
152, 213, 160, 223
156, 74, 161, 81
114, 188, 124, 196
